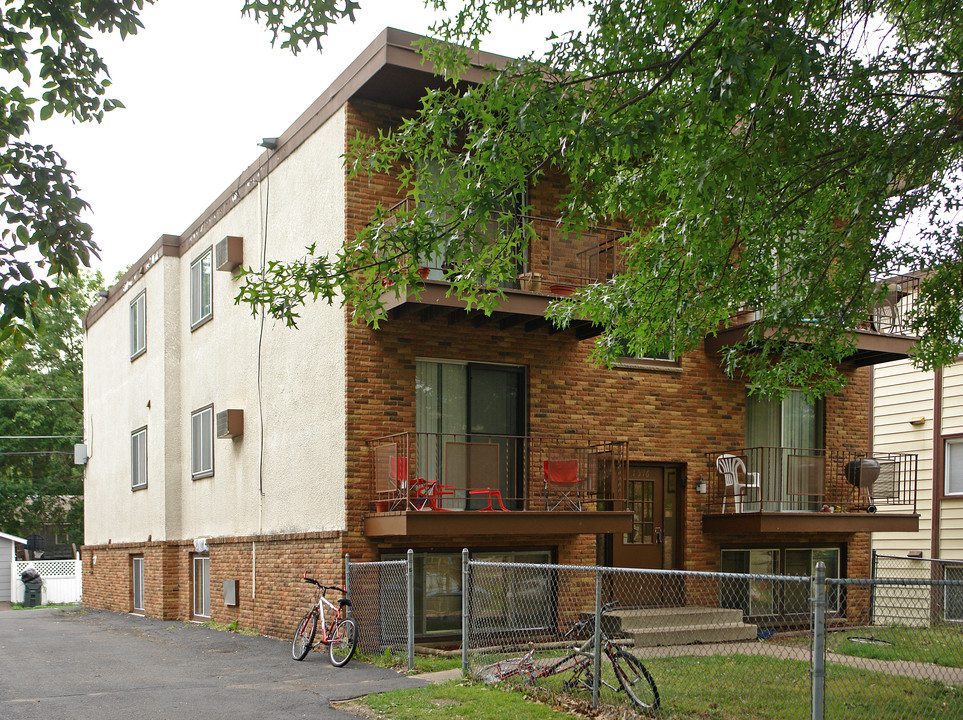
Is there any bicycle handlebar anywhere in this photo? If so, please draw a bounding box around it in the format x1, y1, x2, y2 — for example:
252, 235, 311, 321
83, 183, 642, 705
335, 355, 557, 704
562, 601, 620, 638
301, 571, 346, 595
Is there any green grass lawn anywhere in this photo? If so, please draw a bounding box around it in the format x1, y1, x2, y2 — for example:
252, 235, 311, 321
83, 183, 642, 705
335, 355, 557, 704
396, 651, 963, 719
822, 625, 963, 668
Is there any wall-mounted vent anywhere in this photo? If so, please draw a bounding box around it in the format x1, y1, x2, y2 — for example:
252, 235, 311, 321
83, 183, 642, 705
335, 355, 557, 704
216, 409, 244, 438
214, 236, 243, 272
223, 579, 239, 606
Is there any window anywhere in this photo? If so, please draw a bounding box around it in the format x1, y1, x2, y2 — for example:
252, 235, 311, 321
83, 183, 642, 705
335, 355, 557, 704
721, 546, 842, 617
190, 248, 213, 329
132, 556, 144, 612
415, 360, 525, 508
193, 556, 210, 617
384, 549, 552, 636
130, 291, 146, 359
746, 390, 824, 511
610, 332, 679, 371
945, 438, 963, 496
191, 406, 213, 479
131, 426, 147, 490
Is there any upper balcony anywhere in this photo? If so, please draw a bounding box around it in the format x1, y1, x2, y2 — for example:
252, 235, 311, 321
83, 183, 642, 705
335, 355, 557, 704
377, 201, 628, 340
705, 273, 920, 367
702, 447, 919, 534
364, 432, 633, 538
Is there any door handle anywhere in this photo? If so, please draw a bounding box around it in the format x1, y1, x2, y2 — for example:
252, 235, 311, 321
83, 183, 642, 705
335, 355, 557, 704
654, 527, 663, 544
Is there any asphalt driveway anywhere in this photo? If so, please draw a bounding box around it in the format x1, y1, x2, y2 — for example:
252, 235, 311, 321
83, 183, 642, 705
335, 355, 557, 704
0, 607, 425, 720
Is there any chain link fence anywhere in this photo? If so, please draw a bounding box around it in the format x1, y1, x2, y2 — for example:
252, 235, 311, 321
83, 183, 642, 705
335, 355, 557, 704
345, 554, 413, 669
345, 550, 963, 719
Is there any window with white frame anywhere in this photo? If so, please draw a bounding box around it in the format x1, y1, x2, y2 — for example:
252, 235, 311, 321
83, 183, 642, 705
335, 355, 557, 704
131, 426, 147, 490
130, 290, 146, 359
132, 556, 144, 612
191, 406, 213, 479
946, 437, 963, 496
190, 248, 213, 329
193, 556, 210, 617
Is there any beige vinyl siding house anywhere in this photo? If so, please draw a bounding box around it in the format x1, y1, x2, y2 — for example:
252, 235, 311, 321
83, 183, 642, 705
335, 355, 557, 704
872, 358, 963, 623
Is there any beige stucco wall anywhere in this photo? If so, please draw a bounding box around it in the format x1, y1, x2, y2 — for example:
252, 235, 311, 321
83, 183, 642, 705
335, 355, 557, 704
84, 254, 180, 545
84, 106, 347, 545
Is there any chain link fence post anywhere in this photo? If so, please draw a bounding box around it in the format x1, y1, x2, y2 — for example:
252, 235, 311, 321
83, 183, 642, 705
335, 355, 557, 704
462, 548, 470, 677
811, 561, 826, 720
406, 549, 415, 671
344, 553, 352, 619
592, 565, 602, 708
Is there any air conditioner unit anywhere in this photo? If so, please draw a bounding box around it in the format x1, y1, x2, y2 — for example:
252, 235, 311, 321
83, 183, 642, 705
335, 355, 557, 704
214, 235, 243, 272
216, 409, 244, 439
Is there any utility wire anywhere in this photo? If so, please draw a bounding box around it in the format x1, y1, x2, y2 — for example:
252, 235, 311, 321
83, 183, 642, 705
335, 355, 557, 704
0, 435, 83, 440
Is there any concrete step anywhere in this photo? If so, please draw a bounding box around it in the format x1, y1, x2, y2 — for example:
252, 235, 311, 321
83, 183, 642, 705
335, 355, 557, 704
608, 606, 748, 631
627, 621, 759, 647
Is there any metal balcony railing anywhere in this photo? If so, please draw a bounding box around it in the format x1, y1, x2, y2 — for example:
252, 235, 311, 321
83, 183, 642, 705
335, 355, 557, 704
385, 199, 628, 292
367, 432, 628, 513
704, 447, 918, 515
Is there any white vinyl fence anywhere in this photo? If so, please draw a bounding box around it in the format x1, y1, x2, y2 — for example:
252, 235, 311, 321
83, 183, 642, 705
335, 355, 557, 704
12, 560, 82, 604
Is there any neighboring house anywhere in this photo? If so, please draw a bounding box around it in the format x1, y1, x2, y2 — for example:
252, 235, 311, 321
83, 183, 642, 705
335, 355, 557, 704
82, 29, 920, 639
872, 354, 963, 613
1, 531, 26, 606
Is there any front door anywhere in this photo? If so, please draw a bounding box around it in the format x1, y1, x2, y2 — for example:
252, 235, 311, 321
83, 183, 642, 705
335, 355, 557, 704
609, 464, 683, 606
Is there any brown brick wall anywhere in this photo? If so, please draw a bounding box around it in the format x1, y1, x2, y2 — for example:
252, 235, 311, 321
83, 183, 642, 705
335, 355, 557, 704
341, 98, 876, 580
82, 532, 344, 636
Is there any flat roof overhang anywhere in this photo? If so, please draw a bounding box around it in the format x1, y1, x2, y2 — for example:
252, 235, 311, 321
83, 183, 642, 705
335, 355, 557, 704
705, 323, 917, 367
703, 512, 920, 535
364, 510, 633, 538
380, 281, 604, 339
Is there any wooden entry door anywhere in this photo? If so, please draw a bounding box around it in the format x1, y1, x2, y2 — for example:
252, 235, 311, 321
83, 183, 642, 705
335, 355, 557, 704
609, 464, 683, 606
613, 465, 674, 568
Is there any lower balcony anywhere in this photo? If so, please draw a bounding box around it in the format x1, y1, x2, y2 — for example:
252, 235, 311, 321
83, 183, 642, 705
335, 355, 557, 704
702, 447, 919, 534
365, 433, 633, 538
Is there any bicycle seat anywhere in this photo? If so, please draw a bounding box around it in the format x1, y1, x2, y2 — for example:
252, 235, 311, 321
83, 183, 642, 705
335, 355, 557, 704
338, 597, 351, 607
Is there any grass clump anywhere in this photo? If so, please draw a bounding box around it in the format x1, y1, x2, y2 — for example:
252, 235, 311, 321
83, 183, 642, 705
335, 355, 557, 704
357, 681, 579, 720
356, 648, 463, 674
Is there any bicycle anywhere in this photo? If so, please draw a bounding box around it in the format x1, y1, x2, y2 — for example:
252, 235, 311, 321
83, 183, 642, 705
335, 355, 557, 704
477, 601, 659, 712
291, 572, 358, 667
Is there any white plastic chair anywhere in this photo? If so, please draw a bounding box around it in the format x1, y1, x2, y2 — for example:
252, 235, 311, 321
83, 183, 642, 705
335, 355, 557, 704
716, 454, 761, 513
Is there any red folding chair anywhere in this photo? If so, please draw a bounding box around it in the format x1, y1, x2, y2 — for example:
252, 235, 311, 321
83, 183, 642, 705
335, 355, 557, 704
543, 459, 583, 510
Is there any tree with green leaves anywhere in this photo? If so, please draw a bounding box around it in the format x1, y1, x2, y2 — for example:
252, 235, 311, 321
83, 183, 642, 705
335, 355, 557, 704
0, 271, 103, 545
236, 0, 963, 398
0, 0, 358, 344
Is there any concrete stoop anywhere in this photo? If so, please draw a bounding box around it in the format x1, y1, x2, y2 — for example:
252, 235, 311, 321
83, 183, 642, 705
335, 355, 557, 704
608, 606, 758, 647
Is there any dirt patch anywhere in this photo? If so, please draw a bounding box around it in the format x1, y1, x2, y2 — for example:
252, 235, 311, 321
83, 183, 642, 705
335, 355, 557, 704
331, 699, 385, 719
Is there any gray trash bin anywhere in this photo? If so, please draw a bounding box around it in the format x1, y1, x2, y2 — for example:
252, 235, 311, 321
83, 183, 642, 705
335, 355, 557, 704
23, 580, 42, 607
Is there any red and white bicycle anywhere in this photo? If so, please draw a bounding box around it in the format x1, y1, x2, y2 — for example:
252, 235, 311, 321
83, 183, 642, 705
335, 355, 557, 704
291, 572, 358, 667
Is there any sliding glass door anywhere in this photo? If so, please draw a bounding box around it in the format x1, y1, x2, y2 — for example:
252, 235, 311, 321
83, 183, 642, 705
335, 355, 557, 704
746, 390, 823, 511
416, 360, 525, 508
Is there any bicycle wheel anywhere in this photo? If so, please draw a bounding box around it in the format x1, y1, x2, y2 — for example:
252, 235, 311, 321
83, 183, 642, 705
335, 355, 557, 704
477, 656, 528, 684
611, 649, 659, 711
328, 617, 357, 667
292, 612, 317, 661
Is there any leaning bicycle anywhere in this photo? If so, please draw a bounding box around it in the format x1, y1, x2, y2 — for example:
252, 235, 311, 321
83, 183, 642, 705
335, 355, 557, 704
291, 572, 357, 667
477, 601, 659, 712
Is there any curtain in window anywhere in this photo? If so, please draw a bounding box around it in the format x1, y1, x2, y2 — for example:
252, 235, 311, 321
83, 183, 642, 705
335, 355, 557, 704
416, 361, 467, 481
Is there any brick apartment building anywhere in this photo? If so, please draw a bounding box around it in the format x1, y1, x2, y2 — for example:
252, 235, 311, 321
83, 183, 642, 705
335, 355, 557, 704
81, 28, 919, 640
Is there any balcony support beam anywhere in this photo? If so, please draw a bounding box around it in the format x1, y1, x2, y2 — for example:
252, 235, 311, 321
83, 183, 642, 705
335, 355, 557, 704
365, 510, 634, 538
703, 511, 919, 535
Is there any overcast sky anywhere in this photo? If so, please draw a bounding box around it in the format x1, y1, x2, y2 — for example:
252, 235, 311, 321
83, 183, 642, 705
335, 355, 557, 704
33, 0, 583, 281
